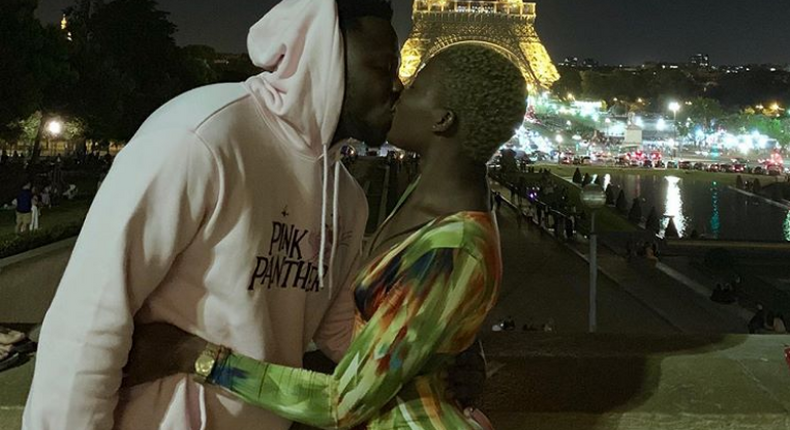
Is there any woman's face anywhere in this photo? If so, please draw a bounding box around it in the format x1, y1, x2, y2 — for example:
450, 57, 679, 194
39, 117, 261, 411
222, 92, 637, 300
386, 62, 445, 153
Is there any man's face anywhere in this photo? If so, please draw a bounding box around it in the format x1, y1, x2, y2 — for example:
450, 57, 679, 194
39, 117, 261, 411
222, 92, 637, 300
338, 17, 403, 146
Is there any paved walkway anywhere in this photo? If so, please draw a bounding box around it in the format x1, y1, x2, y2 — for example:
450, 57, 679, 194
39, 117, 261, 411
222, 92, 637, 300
488, 180, 747, 335
487, 183, 677, 334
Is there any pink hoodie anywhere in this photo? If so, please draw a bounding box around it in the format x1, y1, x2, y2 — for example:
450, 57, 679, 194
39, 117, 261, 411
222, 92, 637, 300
23, 1, 367, 429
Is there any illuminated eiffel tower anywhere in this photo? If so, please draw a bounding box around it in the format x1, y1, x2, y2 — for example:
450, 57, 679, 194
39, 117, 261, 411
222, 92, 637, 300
399, 0, 559, 93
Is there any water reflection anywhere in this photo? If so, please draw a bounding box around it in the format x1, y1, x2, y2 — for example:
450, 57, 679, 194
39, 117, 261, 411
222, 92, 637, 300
710, 182, 720, 239
603, 172, 789, 242
663, 176, 686, 237
784, 211, 790, 242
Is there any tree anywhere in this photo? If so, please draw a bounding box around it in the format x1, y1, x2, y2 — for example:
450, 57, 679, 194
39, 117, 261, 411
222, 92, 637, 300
552, 67, 582, 99
64, 0, 214, 141
572, 168, 582, 183
605, 184, 615, 205
685, 98, 727, 132
664, 218, 680, 239
616, 190, 628, 212
0, 0, 73, 156
628, 198, 642, 223
645, 207, 660, 233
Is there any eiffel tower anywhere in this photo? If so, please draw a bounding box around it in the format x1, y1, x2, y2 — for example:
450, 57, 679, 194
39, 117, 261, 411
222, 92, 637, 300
399, 0, 559, 93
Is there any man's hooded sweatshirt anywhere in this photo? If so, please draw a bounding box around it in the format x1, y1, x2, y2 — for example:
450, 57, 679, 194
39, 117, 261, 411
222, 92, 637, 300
23, 1, 367, 429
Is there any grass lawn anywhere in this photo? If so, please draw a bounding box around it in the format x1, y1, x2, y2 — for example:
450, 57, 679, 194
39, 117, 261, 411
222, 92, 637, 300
538, 163, 771, 187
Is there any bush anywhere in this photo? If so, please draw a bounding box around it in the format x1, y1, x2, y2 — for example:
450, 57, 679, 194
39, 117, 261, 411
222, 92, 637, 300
645, 207, 660, 233
753, 178, 762, 194
0, 222, 83, 259
594, 174, 603, 186
605, 184, 616, 205
615, 190, 628, 212
572, 168, 582, 184
628, 198, 642, 223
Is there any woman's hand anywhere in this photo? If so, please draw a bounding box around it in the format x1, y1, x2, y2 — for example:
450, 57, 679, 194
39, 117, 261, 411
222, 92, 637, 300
122, 323, 207, 388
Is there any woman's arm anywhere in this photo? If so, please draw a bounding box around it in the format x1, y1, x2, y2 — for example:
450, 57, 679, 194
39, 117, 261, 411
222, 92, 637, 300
209, 247, 491, 429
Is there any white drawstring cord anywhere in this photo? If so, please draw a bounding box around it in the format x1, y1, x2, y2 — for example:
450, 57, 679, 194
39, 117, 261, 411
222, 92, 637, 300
329, 160, 340, 295
318, 144, 329, 291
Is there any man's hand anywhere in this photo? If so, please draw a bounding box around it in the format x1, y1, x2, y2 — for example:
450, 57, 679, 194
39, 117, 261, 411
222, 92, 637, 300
122, 323, 206, 388
446, 340, 487, 408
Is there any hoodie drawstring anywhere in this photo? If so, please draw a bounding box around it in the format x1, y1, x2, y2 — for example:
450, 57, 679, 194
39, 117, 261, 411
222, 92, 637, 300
318, 145, 341, 295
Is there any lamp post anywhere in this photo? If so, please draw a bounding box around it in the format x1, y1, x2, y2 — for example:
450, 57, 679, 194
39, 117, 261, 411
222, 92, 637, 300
581, 183, 606, 333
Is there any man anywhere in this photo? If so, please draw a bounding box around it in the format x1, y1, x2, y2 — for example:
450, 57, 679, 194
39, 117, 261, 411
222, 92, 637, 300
15, 183, 33, 234
23, 0, 401, 429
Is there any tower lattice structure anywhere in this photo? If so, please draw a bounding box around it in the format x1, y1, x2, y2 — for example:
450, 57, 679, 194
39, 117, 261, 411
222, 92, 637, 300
399, 0, 559, 93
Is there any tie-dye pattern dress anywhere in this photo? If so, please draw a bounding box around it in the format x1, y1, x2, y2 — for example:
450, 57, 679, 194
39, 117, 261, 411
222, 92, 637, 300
209, 210, 501, 429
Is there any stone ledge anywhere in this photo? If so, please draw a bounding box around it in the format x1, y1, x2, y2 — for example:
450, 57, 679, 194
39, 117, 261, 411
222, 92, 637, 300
479, 333, 790, 429
3, 333, 789, 430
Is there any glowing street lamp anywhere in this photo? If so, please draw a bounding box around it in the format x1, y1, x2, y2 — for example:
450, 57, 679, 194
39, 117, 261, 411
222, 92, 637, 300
47, 120, 63, 136
555, 134, 564, 144
668, 101, 681, 121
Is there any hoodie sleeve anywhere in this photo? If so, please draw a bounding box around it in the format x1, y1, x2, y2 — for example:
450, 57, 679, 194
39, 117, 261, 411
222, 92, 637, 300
208, 247, 493, 429
22, 129, 218, 430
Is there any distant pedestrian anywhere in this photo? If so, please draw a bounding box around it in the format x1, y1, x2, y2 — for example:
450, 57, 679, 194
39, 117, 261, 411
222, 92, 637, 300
15, 183, 33, 234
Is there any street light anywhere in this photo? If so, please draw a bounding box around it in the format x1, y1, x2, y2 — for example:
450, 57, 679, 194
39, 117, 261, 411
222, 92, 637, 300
581, 183, 606, 333
668, 101, 681, 122
47, 120, 63, 136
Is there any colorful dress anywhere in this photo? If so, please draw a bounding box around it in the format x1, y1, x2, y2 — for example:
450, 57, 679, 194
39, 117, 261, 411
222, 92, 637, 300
209, 209, 502, 430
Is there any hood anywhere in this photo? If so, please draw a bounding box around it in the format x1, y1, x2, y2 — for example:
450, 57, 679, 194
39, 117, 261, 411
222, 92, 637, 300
245, 0, 345, 158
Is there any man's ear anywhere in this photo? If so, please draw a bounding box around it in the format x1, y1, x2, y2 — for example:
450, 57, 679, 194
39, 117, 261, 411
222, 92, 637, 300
432, 109, 456, 134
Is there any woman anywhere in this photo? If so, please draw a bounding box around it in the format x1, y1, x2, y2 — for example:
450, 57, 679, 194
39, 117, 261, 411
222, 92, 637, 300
129, 44, 526, 429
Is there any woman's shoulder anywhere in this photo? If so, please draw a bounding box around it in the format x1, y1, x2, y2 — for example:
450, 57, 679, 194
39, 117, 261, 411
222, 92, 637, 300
417, 211, 498, 256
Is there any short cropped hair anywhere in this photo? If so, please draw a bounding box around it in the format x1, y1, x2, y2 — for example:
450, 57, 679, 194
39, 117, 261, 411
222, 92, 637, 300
336, 0, 393, 32
431, 45, 527, 164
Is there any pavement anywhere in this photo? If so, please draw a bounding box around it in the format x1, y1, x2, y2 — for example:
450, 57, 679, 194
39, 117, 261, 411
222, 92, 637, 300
488, 180, 748, 335
486, 182, 677, 335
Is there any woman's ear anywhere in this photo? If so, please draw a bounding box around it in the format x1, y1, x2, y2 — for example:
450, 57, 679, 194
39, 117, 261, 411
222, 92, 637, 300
432, 109, 456, 134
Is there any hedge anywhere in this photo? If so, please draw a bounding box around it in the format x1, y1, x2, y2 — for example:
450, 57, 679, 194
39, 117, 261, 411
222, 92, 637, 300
0, 222, 83, 260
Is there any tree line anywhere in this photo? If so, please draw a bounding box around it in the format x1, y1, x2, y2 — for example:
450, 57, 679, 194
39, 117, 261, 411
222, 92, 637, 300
1, 0, 260, 159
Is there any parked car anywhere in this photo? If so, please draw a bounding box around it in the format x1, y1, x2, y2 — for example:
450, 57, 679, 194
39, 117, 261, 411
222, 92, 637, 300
643, 159, 654, 168
720, 163, 734, 173
654, 160, 666, 168
732, 163, 746, 173
693, 162, 705, 171
666, 160, 678, 169
752, 166, 765, 175
767, 164, 782, 176
679, 160, 692, 170
707, 163, 721, 172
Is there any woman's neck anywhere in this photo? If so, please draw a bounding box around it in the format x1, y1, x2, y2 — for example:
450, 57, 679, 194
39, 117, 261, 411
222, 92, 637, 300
410, 146, 490, 215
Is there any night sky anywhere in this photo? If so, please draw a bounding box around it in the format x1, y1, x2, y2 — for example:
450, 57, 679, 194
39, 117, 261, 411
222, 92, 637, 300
36, 0, 790, 66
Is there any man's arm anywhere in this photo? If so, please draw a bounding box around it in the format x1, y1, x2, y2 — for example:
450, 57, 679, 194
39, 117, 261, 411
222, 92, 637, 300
22, 129, 218, 430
